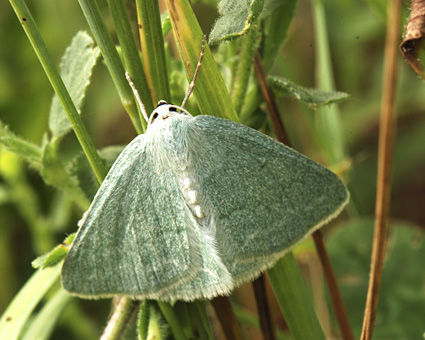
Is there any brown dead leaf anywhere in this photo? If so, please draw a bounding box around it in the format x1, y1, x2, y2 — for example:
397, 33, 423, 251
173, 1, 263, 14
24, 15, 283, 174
400, 0, 425, 79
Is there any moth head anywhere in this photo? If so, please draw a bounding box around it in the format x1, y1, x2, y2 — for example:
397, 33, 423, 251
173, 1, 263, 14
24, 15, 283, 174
148, 100, 193, 126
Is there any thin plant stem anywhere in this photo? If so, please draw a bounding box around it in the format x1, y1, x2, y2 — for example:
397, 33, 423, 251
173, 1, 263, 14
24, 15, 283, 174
181, 35, 206, 109
312, 231, 354, 340
100, 297, 140, 340
194, 301, 214, 340
211, 296, 241, 340
252, 275, 275, 340
157, 302, 188, 340
360, 0, 401, 339
231, 26, 258, 114
253, 52, 290, 146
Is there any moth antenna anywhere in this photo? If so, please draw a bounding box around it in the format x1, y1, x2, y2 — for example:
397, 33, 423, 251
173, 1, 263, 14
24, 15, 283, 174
125, 71, 149, 122
181, 35, 207, 109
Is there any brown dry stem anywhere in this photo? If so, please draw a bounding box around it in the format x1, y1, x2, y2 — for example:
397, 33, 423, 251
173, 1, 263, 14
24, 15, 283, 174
360, 0, 401, 339
211, 296, 241, 340
252, 275, 276, 340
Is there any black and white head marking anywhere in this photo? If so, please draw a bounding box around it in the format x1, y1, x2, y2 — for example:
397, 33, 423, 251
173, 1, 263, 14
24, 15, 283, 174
148, 100, 193, 126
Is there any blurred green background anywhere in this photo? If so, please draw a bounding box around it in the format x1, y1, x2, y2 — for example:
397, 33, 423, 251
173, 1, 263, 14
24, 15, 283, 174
1, 0, 424, 339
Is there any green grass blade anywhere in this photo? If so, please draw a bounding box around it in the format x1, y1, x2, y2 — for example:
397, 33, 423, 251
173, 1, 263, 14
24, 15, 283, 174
0, 265, 61, 340
193, 301, 214, 340
231, 26, 259, 114
312, 0, 346, 166
157, 302, 188, 340
267, 253, 326, 340
107, 0, 153, 129
77, 0, 144, 134
21, 289, 72, 340
8, 0, 107, 184
136, 0, 171, 105
261, 0, 298, 71
165, 0, 238, 121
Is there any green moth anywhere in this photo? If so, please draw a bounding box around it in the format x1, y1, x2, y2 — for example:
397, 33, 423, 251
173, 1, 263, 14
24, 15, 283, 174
61, 100, 349, 301
61, 38, 349, 301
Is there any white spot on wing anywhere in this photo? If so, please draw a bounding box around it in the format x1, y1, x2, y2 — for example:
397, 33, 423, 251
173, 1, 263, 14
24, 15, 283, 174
193, 205, 205, 218
182, 177, 193, 190
187, 190, 198, 204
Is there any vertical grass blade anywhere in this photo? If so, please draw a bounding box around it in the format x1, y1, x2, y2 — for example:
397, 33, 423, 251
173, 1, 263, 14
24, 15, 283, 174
136, 0, 171, 105
0, 265, 61, 340
21, 289, 72, 340
164, 0, 238, 121
231, 26, 259, 114
267, 253, 326, 340
107, 0, 153, 128
100, 297, 139, 340
78, 0, 144, 134
312, 0, 346, 166
157, 302, 188, 340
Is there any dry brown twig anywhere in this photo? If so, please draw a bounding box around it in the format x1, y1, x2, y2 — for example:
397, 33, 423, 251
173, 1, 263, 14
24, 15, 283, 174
361, 0, 401, 339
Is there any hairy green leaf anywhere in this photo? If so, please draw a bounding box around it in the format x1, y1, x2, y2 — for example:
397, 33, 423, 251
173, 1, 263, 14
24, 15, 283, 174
165, 0, 238, 121
138, 301, 170, 340
209, 0, 264, 44
41, 142, 91, 209
161, 14, 172, 37
49, 31, 99, 138
32, 234, 75, 269
0, 121, 41, 167
269, 76, 350, 107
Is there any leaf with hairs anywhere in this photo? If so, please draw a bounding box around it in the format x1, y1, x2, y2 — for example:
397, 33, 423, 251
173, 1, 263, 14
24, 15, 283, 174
209, 0, 264, 44
49, 31, 99, 138
269, 76, 349, 108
